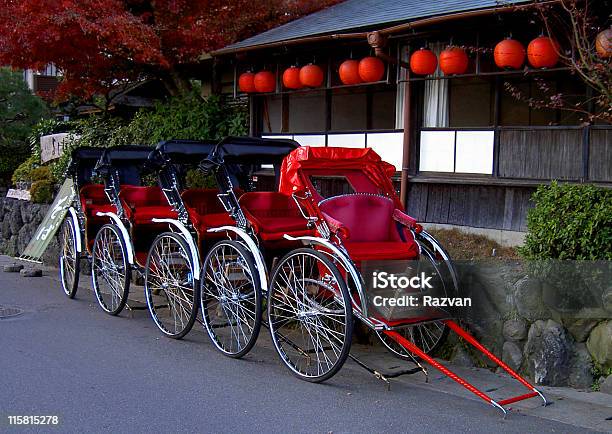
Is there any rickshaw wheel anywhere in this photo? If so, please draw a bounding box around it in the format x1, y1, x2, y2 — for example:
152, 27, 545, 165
268, 248, 353, 383
201, 240, 262, 358
376, 242, 450, 358
59, 217, 80, 298
144, 232, 199, 339
92, 224, 131, 316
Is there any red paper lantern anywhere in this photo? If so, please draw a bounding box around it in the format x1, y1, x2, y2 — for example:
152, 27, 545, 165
595, 27, 611, 59
358, 56, 385, 82
439, 47, 469, 75
338, 59, 362, 85
238, 72, 256, 93
527, 36, 559, 68
282, 66, 302, 89
494, 38, 526, 69
299, 64, 324, 87
409, 48, 438, 75
253, 70, 276, 93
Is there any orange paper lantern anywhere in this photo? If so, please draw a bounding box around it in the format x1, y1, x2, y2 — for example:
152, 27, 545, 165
282, 66, 302, 89
595, 27, 612, 59
253, 70, 276, 93
409, 48, 438, 75
494, 38, 526, 69
439, 47, 469, 75
238, 72, 256, 93
358, 56, 385, 82
299, 64, 324, 87
527, 36, 559, 68
338, 59, 362, 85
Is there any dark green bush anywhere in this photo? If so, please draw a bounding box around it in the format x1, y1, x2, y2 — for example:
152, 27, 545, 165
520, 182, 612, 260
11, 155, 38, 184
30, 166, 52, 182
30, 179, 54, 204
185, 169, 216, 189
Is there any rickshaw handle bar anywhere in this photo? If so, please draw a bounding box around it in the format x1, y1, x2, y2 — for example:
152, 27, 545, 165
384, 320, 546, 414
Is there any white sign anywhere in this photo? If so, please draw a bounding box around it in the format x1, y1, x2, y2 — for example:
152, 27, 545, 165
40, 133, 77, 163
6, 189, 31, 201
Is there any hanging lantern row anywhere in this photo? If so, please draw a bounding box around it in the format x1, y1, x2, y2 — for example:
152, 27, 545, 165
238, 57, 386, 93
238, 35, 570, 92
408, 36, 560, 77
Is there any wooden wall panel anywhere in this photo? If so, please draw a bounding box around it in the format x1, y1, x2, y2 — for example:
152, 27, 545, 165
589, 129, 612, 182
498, 129, 582, 180
407, 183, 536, 231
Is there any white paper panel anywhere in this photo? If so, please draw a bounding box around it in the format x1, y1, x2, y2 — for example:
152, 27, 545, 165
455, 131, 494, 174
419, 131, 455, 172
261, 135, 292, 140
327, 133, 366, 148
292, 135, 326, 147
367, 132, 403, 171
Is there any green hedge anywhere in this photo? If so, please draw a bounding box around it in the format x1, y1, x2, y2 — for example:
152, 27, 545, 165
520, 182, 612, 260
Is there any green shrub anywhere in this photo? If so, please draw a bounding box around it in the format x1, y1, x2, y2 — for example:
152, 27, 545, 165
520, 182, 612, 260
30, 166, 52, 182
49, 90, 247, 180
12, 155, 39, 184
30, 179, 54, 204
185, 169, 216, 189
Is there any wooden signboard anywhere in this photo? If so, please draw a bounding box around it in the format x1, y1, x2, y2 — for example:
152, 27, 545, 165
19, 179, 74, 263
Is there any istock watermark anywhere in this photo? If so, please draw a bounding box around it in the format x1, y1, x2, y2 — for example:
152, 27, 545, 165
372, 271, 433, 290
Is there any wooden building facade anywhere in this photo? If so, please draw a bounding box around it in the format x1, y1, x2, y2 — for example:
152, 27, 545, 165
213, 0, 611, 235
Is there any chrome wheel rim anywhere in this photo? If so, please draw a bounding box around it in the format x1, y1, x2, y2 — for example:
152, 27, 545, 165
60, 221, 77, 295
146, 235, 195, 336
202, 242, 259, 356
92, 226, 128, 314
269, 251, 350, 379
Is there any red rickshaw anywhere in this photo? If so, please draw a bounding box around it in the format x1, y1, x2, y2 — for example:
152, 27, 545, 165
265, 146, 545, 415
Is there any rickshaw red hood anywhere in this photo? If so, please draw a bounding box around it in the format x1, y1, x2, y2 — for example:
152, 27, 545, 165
279, 146, 397, 199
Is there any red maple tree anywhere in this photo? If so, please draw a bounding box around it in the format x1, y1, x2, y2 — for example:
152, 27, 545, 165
0, 0, 341, 101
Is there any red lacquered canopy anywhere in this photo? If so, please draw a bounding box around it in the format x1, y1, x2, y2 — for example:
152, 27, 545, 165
279, 146, 399, 205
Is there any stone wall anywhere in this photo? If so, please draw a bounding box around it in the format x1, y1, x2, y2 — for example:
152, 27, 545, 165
0, 197, 60, 265
452, 261, 612, 391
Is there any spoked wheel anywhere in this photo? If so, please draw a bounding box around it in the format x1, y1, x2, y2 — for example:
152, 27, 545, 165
59, 217, 80, 298
145, 232, 199, 339
376, 242, 451, 358
92, 224, 131, 315
268, 248, 353, 383
201, 240, 261, 358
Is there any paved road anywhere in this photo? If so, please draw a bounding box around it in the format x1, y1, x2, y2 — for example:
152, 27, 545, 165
0, 266, 600, 433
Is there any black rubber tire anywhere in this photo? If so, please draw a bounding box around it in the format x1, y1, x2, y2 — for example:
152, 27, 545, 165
268, 248, 353, 383
201, 239, 262, 358
144, 232, 199, 339
91, 224, 131, 316
59, 217, 80, 299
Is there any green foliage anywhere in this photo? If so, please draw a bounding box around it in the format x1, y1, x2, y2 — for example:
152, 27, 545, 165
49, 90, 247, 180
520, 182, 612, 260
11, 155, 39, 184
30, 166, 52, 182
30, 179, 54, 203
185, 168, 216, 189
0, 68, 49, 179
115, 91, 248, 145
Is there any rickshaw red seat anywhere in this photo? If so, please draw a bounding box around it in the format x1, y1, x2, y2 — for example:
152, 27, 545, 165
79, 184, 117, 219
119, 186, 177, 224
344, 241, 419, 261
319, 194, 418, 261
181, 188, 236, 233
239, 192, 310, 240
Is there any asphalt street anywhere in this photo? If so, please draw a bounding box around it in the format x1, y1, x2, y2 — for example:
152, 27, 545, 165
0, 264, 603, 433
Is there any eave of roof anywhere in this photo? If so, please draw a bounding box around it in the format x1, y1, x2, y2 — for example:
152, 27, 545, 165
215, 0, 531, 55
